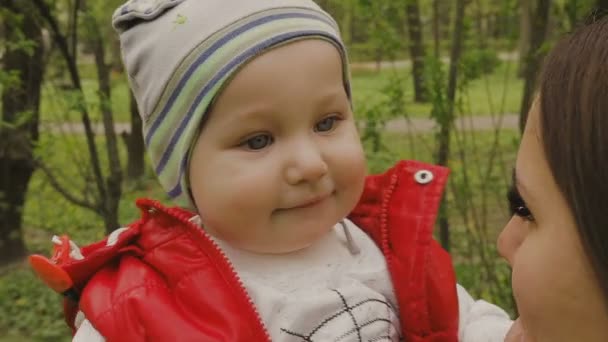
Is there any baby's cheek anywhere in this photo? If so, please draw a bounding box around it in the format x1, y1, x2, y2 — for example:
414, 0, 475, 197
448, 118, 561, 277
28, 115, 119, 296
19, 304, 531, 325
340, 137, 366, 172
335, 145, 365, 182
337, 154, 366, 215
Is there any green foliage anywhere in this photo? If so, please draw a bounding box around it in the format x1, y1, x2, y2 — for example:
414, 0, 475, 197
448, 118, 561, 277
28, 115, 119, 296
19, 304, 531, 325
425, 56, 449, 128
354, 0, 404, 62
553, 0, 597, 32
460, 49, 502, 81
0, 70, 21, 95
0, 5, 40, 103
359, 72, 407, 154
1, 9, 38, 56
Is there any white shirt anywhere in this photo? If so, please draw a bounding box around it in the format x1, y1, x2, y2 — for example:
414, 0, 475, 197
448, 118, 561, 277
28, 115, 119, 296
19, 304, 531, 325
213, 218, 401, 341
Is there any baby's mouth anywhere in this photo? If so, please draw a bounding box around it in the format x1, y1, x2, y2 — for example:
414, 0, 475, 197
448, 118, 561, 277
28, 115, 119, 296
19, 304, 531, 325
280, 191, 335, 211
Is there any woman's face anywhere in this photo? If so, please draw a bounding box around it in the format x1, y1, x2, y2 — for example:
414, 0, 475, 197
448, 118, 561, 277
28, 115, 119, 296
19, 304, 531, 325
497, 100, 608, 341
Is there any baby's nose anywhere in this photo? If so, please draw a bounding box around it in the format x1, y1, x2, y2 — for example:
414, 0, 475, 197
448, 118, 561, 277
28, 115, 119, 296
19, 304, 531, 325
284, 143, 328, 185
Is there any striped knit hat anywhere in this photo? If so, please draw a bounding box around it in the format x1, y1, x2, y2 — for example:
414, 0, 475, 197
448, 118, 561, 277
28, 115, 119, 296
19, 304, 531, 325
112, 0, 350, 209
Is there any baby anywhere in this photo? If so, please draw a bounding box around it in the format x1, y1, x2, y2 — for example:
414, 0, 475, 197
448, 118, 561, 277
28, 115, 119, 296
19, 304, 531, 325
30, 0, 512, 341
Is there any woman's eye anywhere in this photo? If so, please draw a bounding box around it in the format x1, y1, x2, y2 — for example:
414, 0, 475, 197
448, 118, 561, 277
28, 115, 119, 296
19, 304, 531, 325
315, 116, 339, 132
507, 187, 535, 222
512, 205, 534, 221
243, 134, 273, 150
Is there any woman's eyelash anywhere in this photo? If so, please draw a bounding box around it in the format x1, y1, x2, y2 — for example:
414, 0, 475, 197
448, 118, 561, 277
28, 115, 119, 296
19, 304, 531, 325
507, 186, 535, 221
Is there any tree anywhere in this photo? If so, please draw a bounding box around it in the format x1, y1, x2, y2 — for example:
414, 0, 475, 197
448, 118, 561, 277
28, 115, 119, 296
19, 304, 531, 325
124, 90, 145, 180
84, 2, 123, 232
432, 0, 441, 58
435, 0, 468, 252
0, 0, 44, 265
473, 0, 487, 48
405, 0, 428, 102
99, 8, 145, 182
32, 0, 123, 233
518, 0, 551, 132
518, 0, 532, 76
357, 0, 401, 70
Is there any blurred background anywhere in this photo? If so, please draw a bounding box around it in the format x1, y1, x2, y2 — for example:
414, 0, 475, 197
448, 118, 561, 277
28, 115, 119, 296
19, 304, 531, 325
1, 0, 605, 340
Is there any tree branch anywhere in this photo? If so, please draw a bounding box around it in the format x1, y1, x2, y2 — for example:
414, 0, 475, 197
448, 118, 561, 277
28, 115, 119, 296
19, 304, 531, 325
36, 159, 100, 213
70, 0, 81, 63
30, 0, 108, 205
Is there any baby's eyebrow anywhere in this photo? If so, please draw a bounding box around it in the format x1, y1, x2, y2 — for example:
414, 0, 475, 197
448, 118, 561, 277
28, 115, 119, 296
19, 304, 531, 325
225, 105, 274, 123
314, 88, 347, 105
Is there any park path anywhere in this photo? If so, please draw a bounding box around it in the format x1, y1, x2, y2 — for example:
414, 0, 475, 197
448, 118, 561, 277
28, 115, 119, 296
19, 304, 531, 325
42, 113, 520, 135
349, 52, 518, 71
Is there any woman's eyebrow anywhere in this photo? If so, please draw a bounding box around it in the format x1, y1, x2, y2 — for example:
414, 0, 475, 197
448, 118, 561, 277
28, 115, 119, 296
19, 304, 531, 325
512, 168, 533, 203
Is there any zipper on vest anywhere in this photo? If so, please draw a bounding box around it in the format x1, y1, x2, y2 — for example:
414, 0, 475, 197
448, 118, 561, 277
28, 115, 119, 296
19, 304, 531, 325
379, 171, 399, 276
151, 203, 272, 342
378, 171, 406, 337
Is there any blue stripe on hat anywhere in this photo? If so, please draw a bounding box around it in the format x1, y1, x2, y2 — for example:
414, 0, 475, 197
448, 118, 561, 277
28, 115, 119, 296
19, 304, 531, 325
145, 11, 333, 146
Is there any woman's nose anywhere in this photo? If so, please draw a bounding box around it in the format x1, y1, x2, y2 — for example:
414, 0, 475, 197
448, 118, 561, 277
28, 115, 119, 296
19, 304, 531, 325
497, 217, 527, 265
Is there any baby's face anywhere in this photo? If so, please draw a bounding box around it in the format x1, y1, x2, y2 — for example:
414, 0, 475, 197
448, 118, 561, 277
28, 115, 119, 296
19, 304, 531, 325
188, 39, 366, 254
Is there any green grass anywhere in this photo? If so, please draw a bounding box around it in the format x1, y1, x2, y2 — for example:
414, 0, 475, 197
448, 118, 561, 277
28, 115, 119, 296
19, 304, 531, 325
350, 61, 523, 119
0, 335, 38, 342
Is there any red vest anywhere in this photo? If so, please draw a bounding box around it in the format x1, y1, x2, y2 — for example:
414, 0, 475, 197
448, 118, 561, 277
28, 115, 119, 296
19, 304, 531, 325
32, 160, 458, 341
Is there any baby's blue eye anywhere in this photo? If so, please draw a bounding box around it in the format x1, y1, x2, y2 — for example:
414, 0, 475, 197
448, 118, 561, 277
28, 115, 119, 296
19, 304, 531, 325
315, 116, 338, 132
245, 134, 273, 150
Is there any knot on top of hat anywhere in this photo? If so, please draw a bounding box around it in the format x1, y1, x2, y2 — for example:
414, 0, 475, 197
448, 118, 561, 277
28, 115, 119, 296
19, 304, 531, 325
112, 0, 185, 32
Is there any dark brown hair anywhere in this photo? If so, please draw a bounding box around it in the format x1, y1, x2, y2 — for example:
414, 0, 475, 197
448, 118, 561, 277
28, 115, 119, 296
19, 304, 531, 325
539, 16, 608, 301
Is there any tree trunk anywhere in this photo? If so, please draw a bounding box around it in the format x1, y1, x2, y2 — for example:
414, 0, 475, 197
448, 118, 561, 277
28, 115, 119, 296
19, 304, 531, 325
432, 0, 440, 58
340, 0, 353, 45
126, 90, 145, 180
436, 0, 467, 252
88, 16, 122, 233
518, 0, 532, 77
32, 0, 108, 207
519, 0, 551, 132
405, 0, 427, 102
474, 0, 486, 48
0, 0, 44, 266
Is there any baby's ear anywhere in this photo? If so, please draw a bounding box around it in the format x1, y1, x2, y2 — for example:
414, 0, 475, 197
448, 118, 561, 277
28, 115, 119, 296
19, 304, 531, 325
112, 0, 185, 33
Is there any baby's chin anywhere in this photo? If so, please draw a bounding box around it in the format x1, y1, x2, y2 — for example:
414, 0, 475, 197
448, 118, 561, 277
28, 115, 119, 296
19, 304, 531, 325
241, 240, 314, 255
240, 243, 312, 255
233, 230, 334, 255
